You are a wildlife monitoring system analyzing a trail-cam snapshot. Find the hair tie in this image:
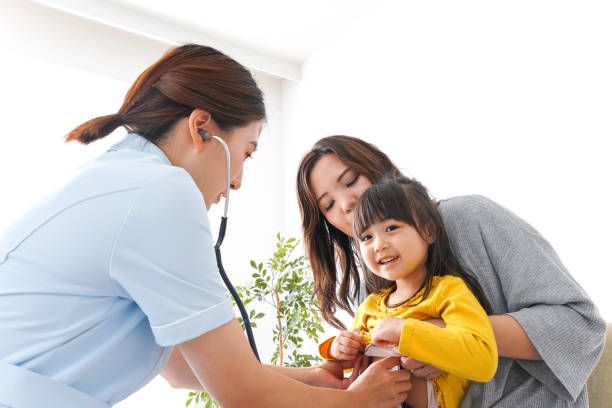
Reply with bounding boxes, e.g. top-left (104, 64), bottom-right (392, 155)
top-left (115, 113), bottom-right (124, 125)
